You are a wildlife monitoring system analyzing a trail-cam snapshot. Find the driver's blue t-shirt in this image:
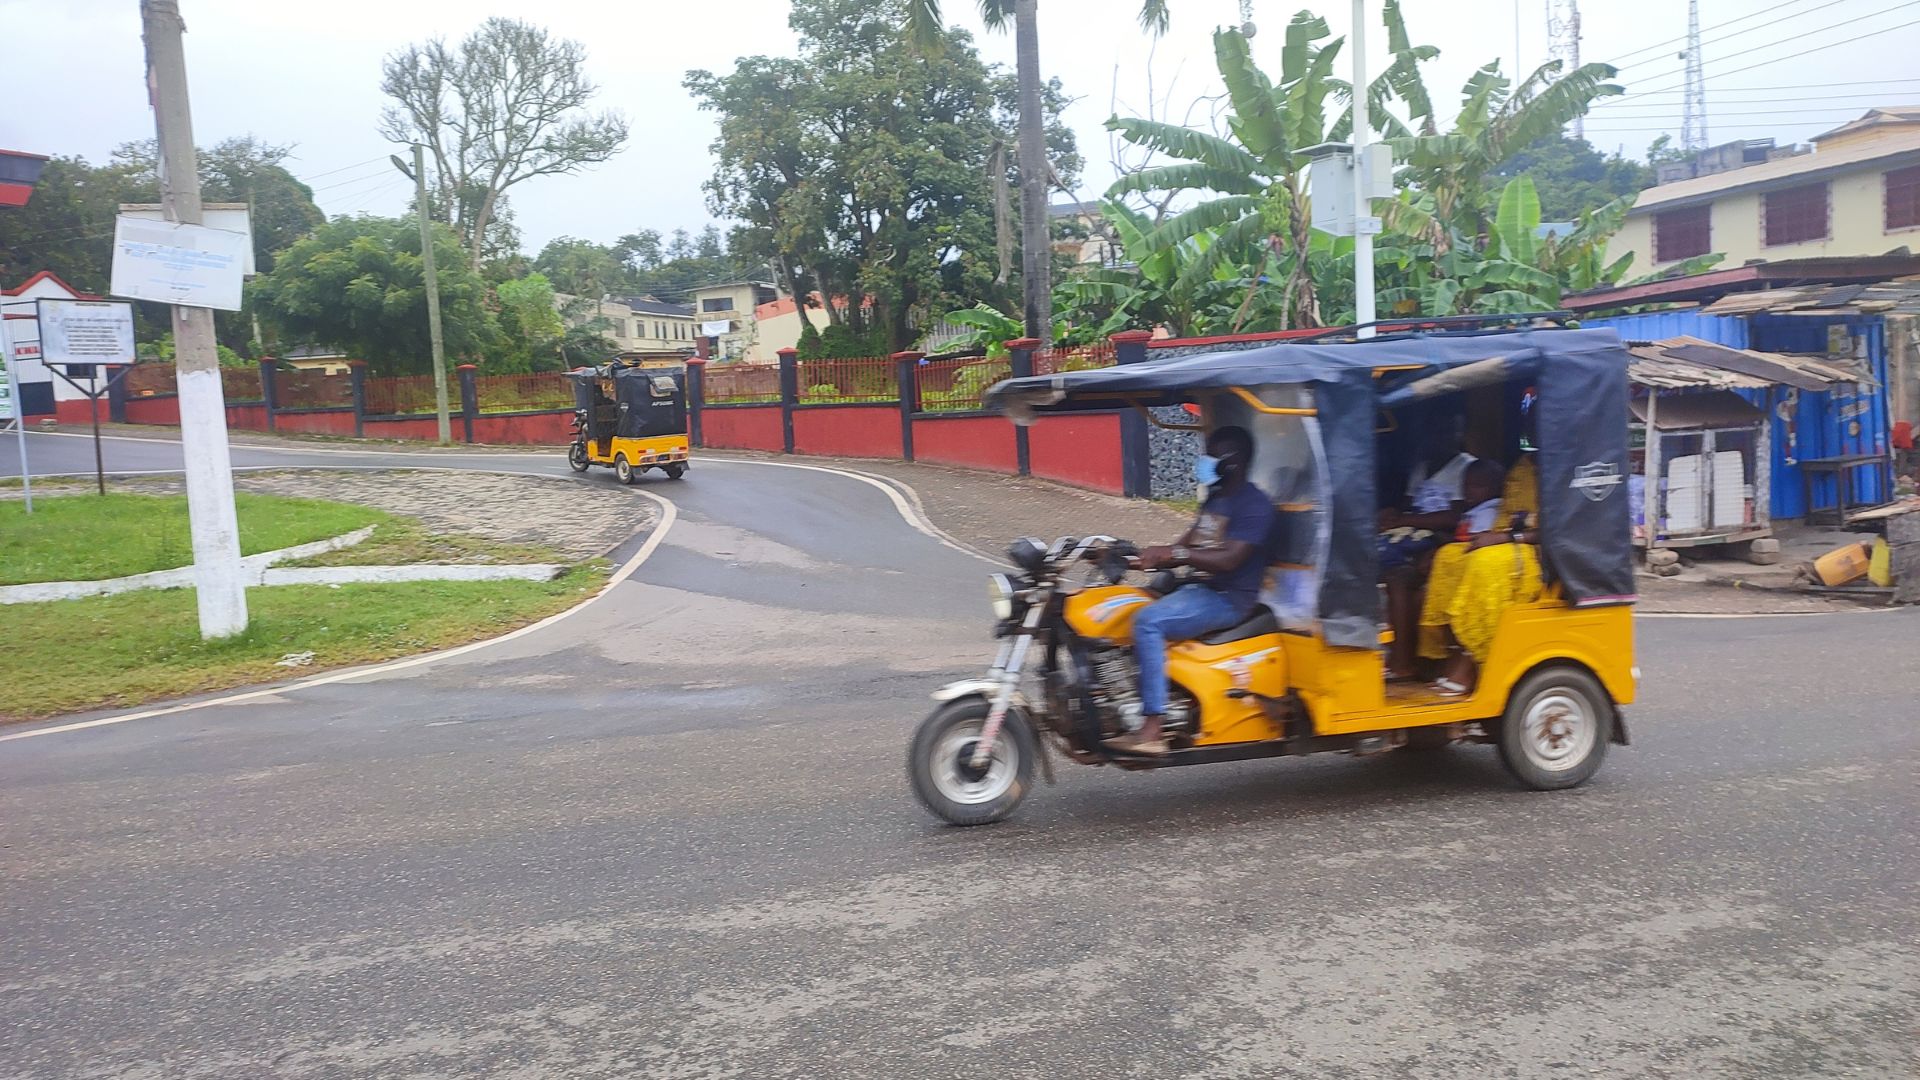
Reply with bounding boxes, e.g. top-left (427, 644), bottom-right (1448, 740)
top-left (1193, 481), bottom-right (1275, 615)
